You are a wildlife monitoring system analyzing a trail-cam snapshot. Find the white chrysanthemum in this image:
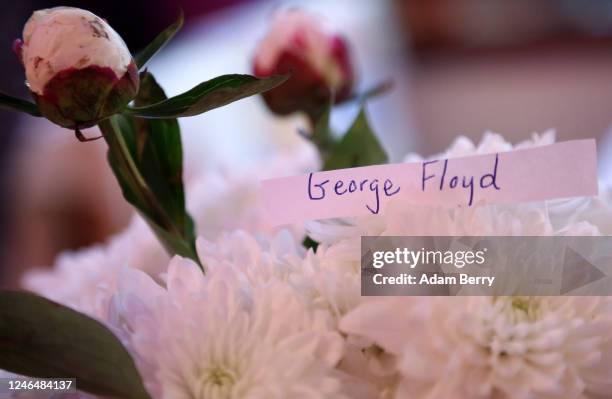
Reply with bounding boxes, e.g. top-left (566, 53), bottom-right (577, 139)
top-left (292, 240), bottom-right (402, 398)
top-left (195, 227), bottom-right (395, 398)
top-left (302, 201), bottom-right (570, 398)
top-left (196, 229), bottom-right (305, 286)
top-left (111, 256), bottom-right (350, 399)
top-left (196, 225), bottom-right (370, 393)
top-left (549, 183), bottom-right (612, 236)
top-left (295, 240), bottom-right (362, 322)
top-left (16, 130), bottom-right (612, 399)
top-left (303, 185), bottom-right (562, 325)
top-left (195, 224), bottom-right (362, 323)
top-left (21, 7), bottom-right (132, 94)
top-left (341, 296), bottom-right (612, 399)
top-left (195, 227), bottom-right (392, 396)
top-left (309, 132), bottom-right (612, 398)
